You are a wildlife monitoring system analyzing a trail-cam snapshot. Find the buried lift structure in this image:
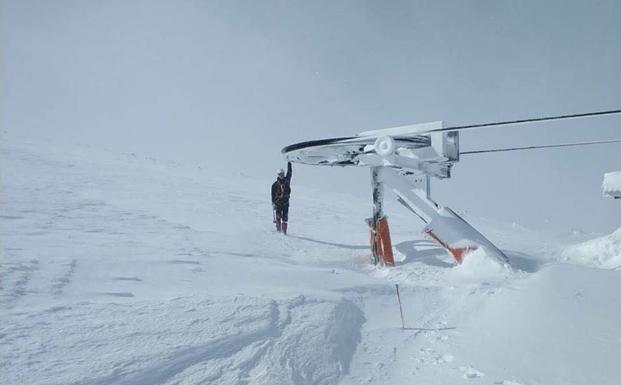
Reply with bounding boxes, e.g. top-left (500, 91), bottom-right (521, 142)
top-left (282, 110), bottom-right (621, 266)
